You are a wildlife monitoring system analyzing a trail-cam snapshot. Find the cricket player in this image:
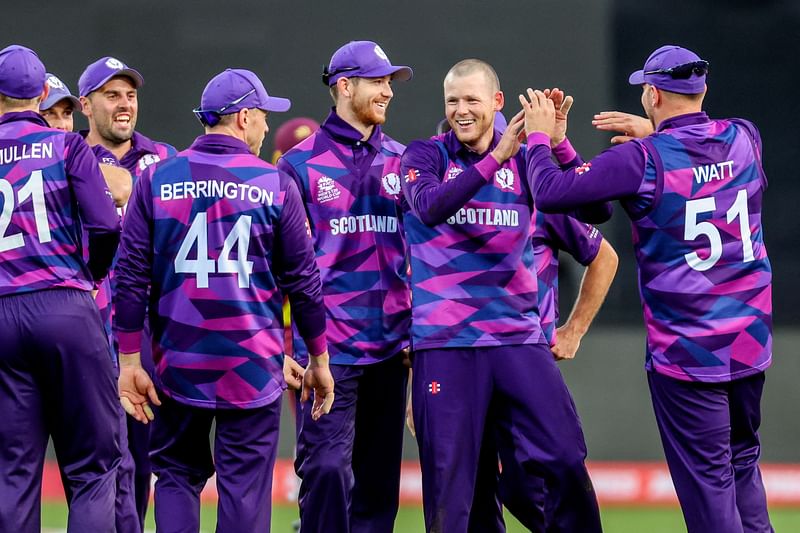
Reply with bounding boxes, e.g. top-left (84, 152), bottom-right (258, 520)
top-left (113, 67), bottom-right (334, 532)
top-left (39, 72), bottom-right (140, 533)
top-left (277, 40), bottom-right (413, 533)
top-left (0, 44), bottom-right (121, 533)
top-left (523, 44), bottom-right (773, 532)
top-left (78, 55), bottom-right (177, 526)
top-left (400, 58), bottom-right (603, 532)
